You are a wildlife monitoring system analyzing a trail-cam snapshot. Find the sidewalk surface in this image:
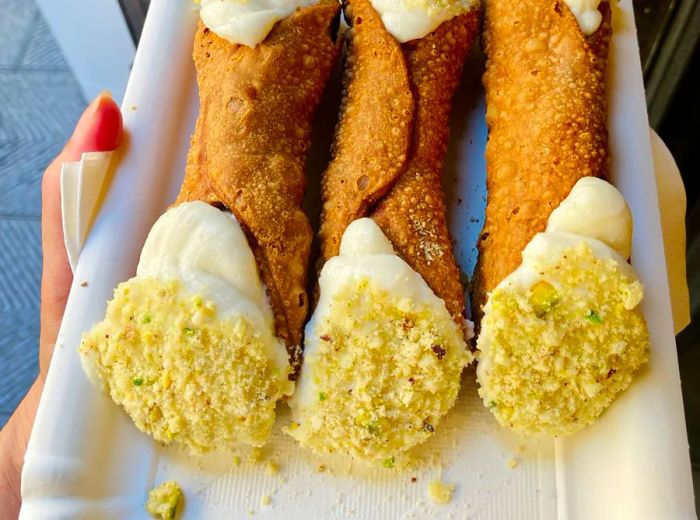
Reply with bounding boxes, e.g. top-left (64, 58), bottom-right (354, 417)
top-left (0, 0), bottom-right (85, 426)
